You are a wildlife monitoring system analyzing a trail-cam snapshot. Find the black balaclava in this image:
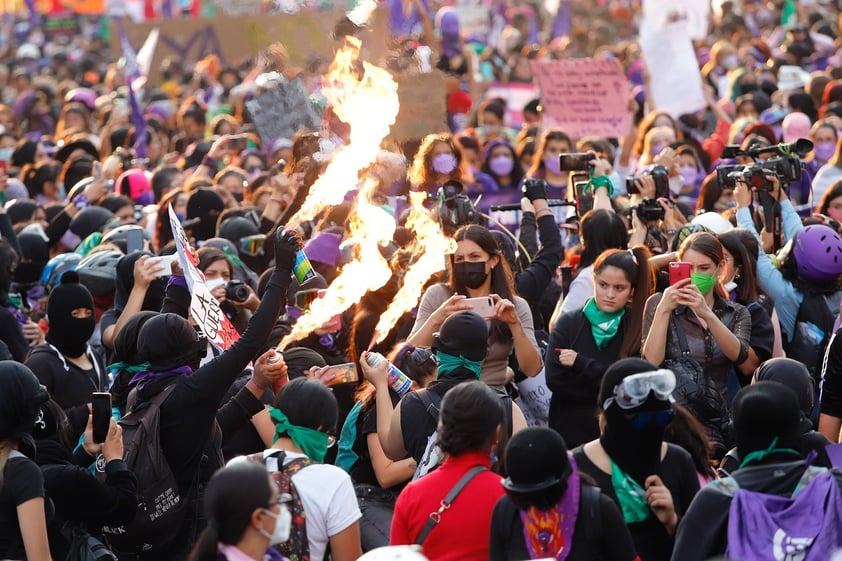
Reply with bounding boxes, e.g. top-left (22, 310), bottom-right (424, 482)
top-left (14, 232), bottom-right (49, 285)
top-left (114, 252), bottom-right (166, 314)
top-left (599, 358), bottom-right (670, 485)
top-left (753, 358), bottom-right (814, 420)
top-left (136, 313), bottom-right (203, 372)
top-left (0, 361), bottom-right (49, 446)
top-left (46, 271), bottom-right (95, 358)
top-left (186, 189), bottom-right (225, 243)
